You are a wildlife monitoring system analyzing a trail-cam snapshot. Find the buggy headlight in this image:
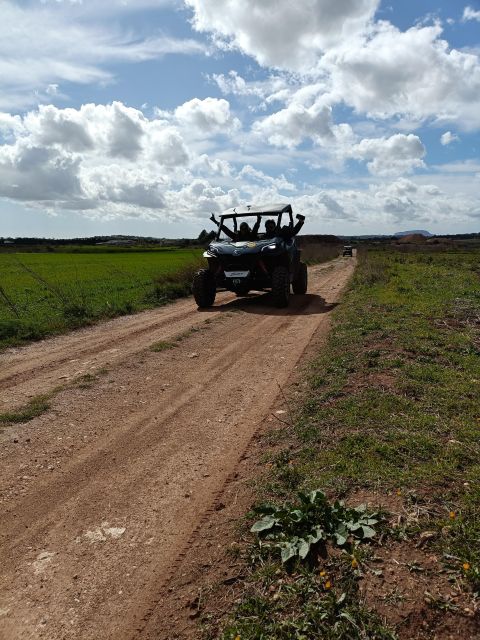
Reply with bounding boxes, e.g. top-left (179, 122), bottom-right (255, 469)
top-left (204, 245), bottom-right (218, 257)
top-left (261, 243), bottom-right (277, 252)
